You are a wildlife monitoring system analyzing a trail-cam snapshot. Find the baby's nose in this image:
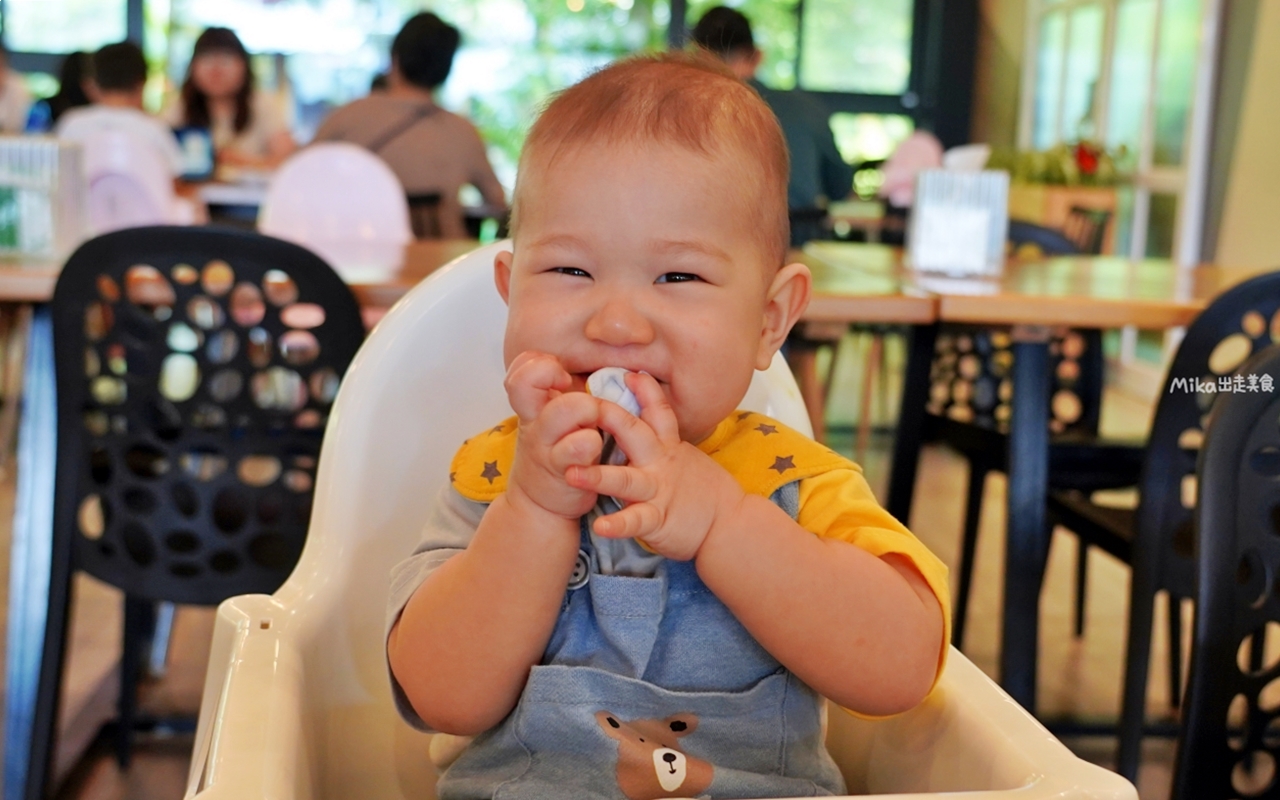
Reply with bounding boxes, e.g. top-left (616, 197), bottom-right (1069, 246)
top-left (584, 298), bottom-right (654, 346)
